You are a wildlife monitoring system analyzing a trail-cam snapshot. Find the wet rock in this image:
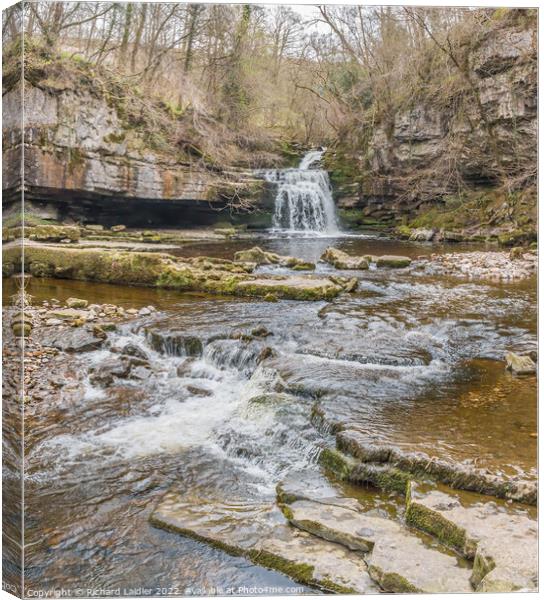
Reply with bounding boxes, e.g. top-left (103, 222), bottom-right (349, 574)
top-left (44, 318), bottom-right (63, 326)
top-left (375, 255), bottom-right (412, 268)
top-left (278, 480), bottom-right (472, 593)
top-left (344, 277), bottom-right (359, 293)
top-left (6, 245), bottom-right (335, 302)
top-left (234, 246), bottom-right (315, 270)
top-left (45, 308), bottom-right (89, 321)
top-left (236, 276), bottom-right (343, 301)
top-left (89, 357), bottom-right (130, 386)
top-left (38, 325), bottom-right (105, 353)
top-left (350, 462), bottom-right (412, 495)
top-left (505, 351), bottom-right (536, 375)
top-left (320, 247), bottom-right (369, 270)
top-left (234, 246), bottom-right (277, 264)
top-left (264, 293), bottom-right (278, 302)
top-left (406, 482), bottom-right (537, 591)
top-left (291, 261), bottom-right (316, 271)
top-left (186, 385), bottom-right (213, 397)
top-left (277, 469), bottom-right (356, 507)
top-left (336, 429), bottom-right (537, 504)
top-left (119, 343), bottom-right (149, 361)
top-left (256, 347), bottom-right (275, 364)
top-left (409, 228), bottom-right (435, 242)
top-left (147, 330), bottom-right (203, 357)
top-left (176, 358), bottom-right (196, 377)
top-left (151, 489), bottom-right (378, 593)
top-left (110, 225), bottom-right (126, 232)
top-left (138, 307), bottom-right (151, 316)
top-left (65, 297), bottom-right (88, 309)
top-left (250, 326), bottom-right (272, 338)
